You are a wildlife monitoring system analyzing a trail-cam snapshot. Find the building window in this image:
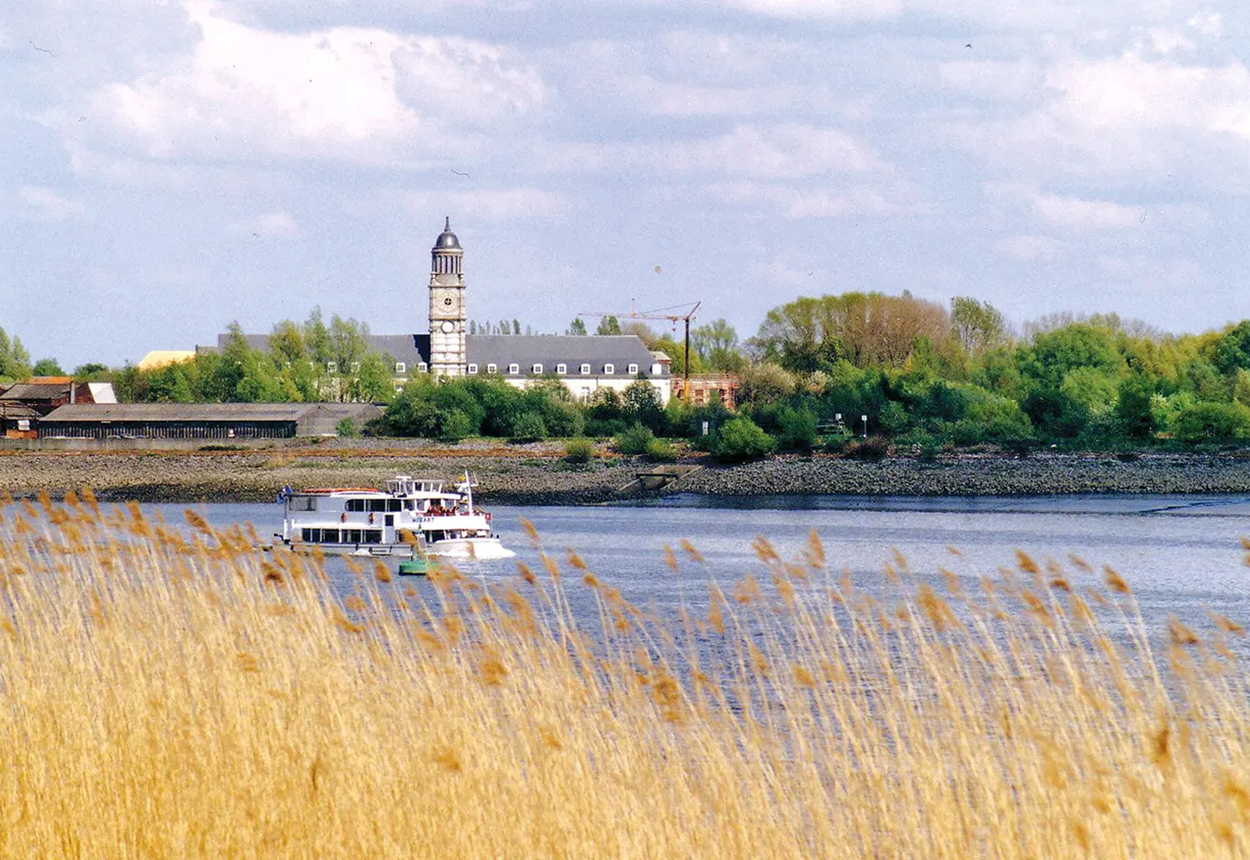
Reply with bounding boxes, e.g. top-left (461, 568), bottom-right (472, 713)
top-left (627, 363), bottom-right (639, 375)
top-left (394, 362), bottom-right (406, 374)
top-left (580, 363), bottom-right (591, 375)
top-left (417, 362), bottom-right (428, 373)
top-left (467, 363), bottom-right (478, 374)
top-left (487, 363), bottom-right (498, 374)
top-left (532, 363), bottom-right (543, 375)
top-left (508, 363), bottom-right (520, 375)
top-left (604, 363), bottom-right (615, 375)
top-left (556, 363), bottom-right (567, 375)
top-left (326, 361), bottom-right (338, 373)
top-left (651, 363), bottom-right (662, 376)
